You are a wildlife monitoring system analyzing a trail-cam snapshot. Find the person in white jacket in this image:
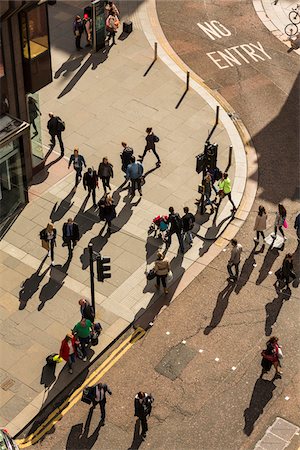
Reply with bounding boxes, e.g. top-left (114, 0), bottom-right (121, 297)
top-left (254, 205), bottom-right (267, 243)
